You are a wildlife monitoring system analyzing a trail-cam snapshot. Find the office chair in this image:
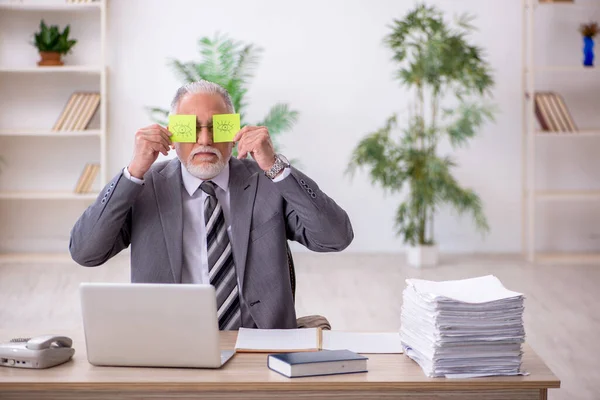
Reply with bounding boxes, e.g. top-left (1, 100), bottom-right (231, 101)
top-left (286, 242), bottom-right (332, 330)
